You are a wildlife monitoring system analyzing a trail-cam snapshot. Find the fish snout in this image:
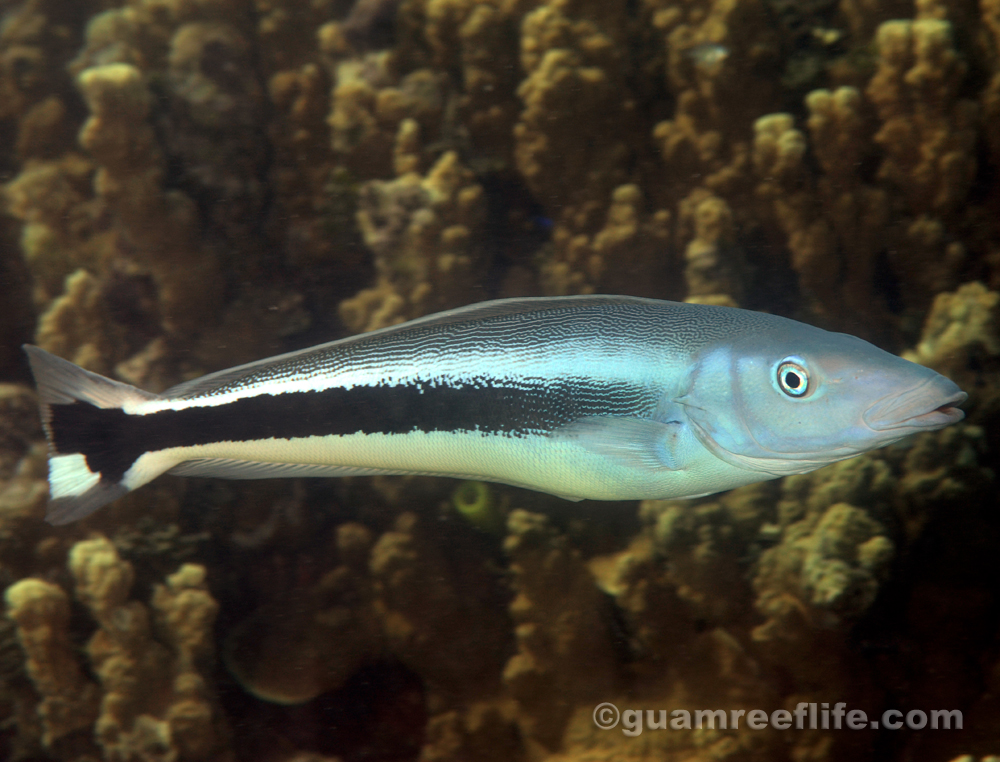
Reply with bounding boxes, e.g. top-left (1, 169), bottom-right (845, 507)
top-left (862, 374), bottom-right (967, 432)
